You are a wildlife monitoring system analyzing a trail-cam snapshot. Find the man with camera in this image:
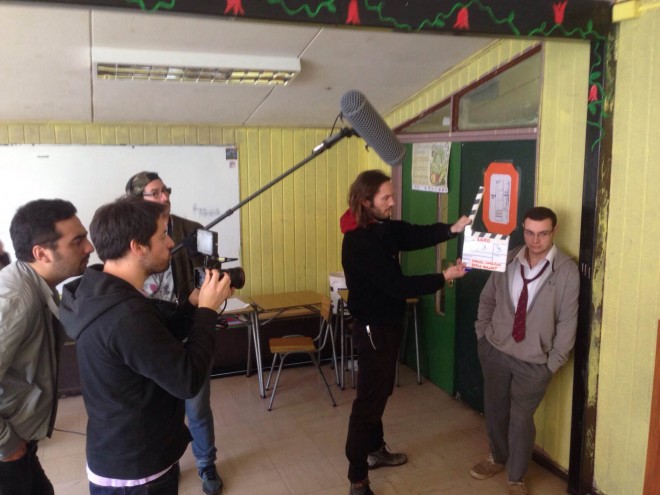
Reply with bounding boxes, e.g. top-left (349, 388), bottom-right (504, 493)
top-left (60, 198), bottom-right (232, 494)
top-left (124, 171), bottom-right (223, 494)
